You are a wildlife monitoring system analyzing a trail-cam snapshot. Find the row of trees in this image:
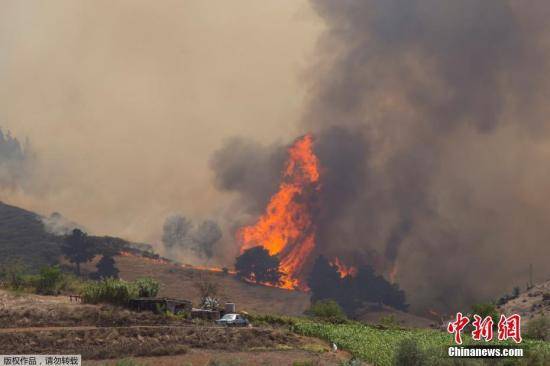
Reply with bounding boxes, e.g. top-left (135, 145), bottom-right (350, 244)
top-left (233, 246), bottom-right (408, 317)
top-left (162, 215), bottom-right (222, 260)
top-left (62, 229), bottom-right (119, 278)
top-left (308, 255), bottom-right (408, 316)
